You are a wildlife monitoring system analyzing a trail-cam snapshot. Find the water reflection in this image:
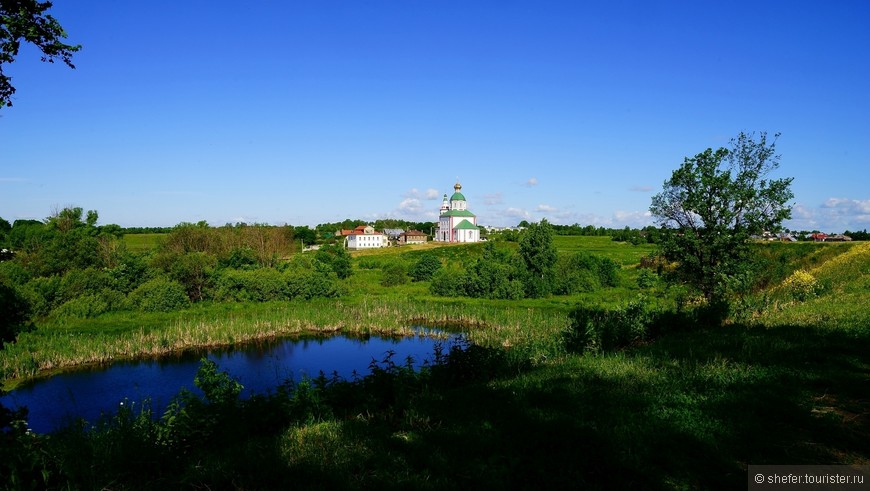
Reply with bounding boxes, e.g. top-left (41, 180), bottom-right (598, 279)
top-left (2, 332), bottom-right (461, 434)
